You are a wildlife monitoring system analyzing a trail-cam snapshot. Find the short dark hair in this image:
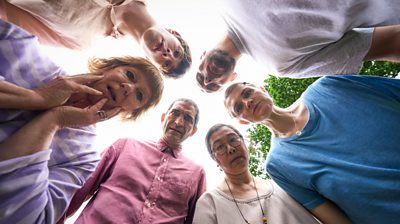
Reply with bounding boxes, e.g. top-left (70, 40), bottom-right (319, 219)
top-left (164, 30), bottom-right (192, 78)
top-left (205, 123), bottom-right (243, 158)
top-left (166, 98), bottom-right (199, 127)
